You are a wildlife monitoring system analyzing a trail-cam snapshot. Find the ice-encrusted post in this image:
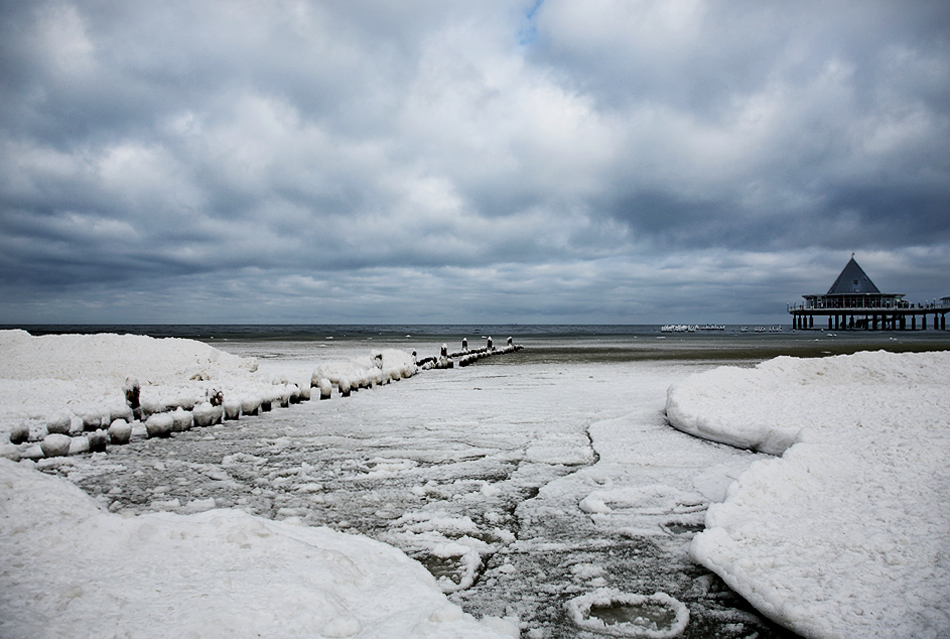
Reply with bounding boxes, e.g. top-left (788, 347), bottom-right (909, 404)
top-left (9, 424), bottom-right (30, 445)
top-left (124, 378), bottom-right (142, 421)
top-left (46, 414), bottom-right (71, 436)
top-left (145, 413), bottom-right (173, 438)
top-left (87, 430), bottom-right (108, 453)
top-left (108, 419), bottom-right (131, 445)
top-left (223, 399), bottom-right (242, 421)
top-left (242, 396), bottom-right (262, 415)
top-left (40, 434), bottom-right (71, 457)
